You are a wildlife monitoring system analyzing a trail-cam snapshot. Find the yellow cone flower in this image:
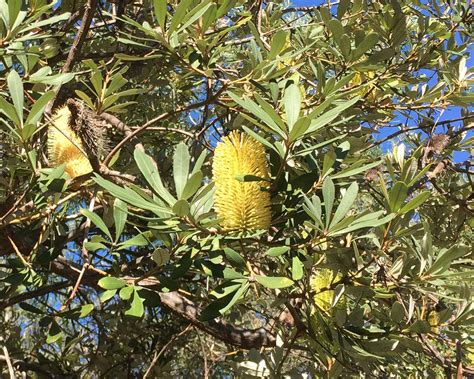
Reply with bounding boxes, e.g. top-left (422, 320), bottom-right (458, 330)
top-left (212, 131), bottom-right (271, 231)
top-left (48, 105), bottom-right (92, 179)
